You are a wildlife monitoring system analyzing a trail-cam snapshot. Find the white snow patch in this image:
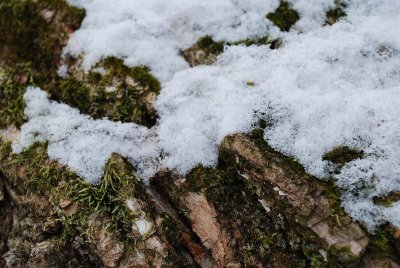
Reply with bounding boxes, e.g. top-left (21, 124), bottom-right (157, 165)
top-left (13, 0), bottom-right (400, 230)
top-left (63, 0), bottom-right (277, 82)
top-left (12, 87), bottom-right (159, 184)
